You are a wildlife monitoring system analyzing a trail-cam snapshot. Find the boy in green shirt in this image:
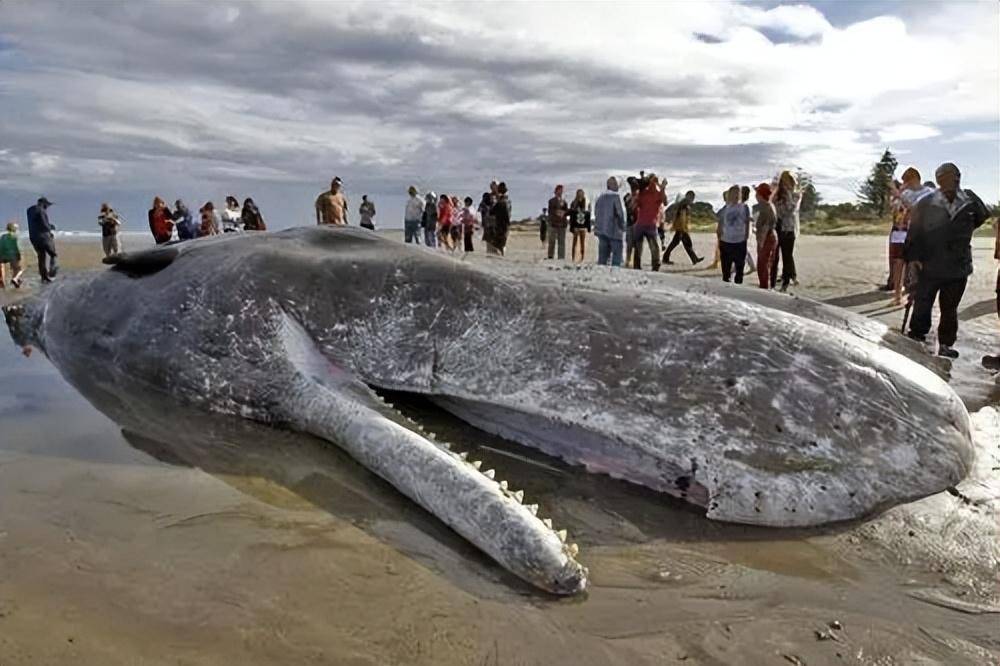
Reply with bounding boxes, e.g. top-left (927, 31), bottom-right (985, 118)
top-left (0, 222), bottom-right (24, 289)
